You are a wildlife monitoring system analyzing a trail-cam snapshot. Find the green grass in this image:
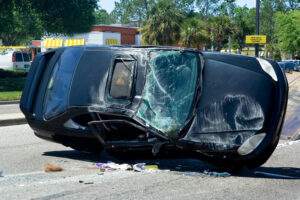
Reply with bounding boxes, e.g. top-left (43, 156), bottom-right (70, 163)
top-left (0, 77), bottom-right (26, 100)
top-left (0, 91), bottom-right (22, 101)
top-left (0, 77), bottom-right (26, 91)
